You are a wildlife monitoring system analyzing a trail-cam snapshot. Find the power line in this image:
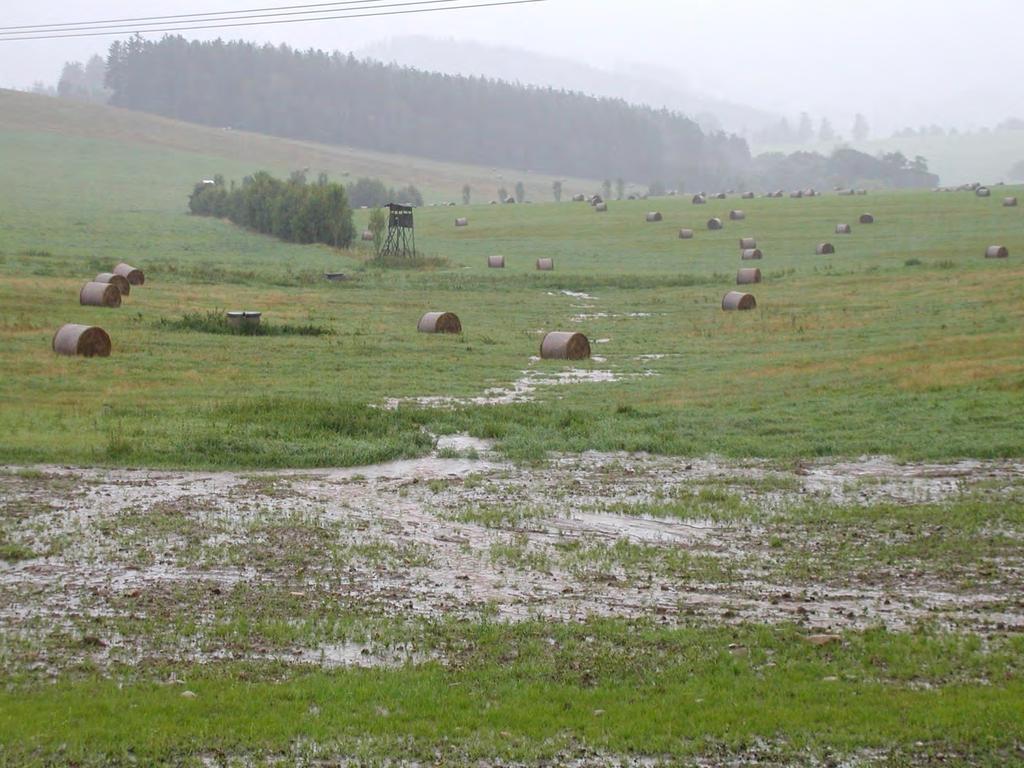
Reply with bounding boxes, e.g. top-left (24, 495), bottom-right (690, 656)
top-left (0, 0), bottom-right (547, 42)
top-left (1, 1), bottom-right (463, 37)
top-left (0, 0), bottom-right (406, 32)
